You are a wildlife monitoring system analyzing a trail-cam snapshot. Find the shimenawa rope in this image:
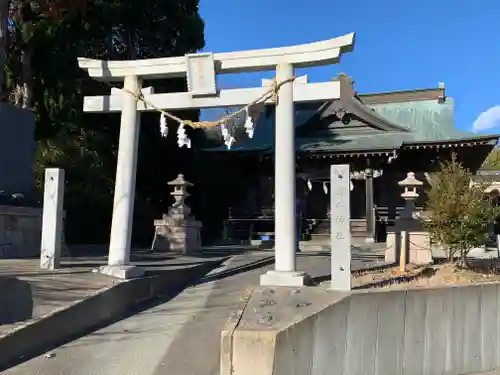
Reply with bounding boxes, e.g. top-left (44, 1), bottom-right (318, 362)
top-left (121, 76), bottom-right (296, 129)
